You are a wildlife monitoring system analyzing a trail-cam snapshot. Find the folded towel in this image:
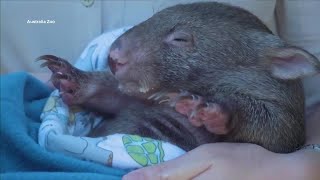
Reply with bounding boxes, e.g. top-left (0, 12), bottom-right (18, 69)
top-left (1, 72), bottom-right (127, 179)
